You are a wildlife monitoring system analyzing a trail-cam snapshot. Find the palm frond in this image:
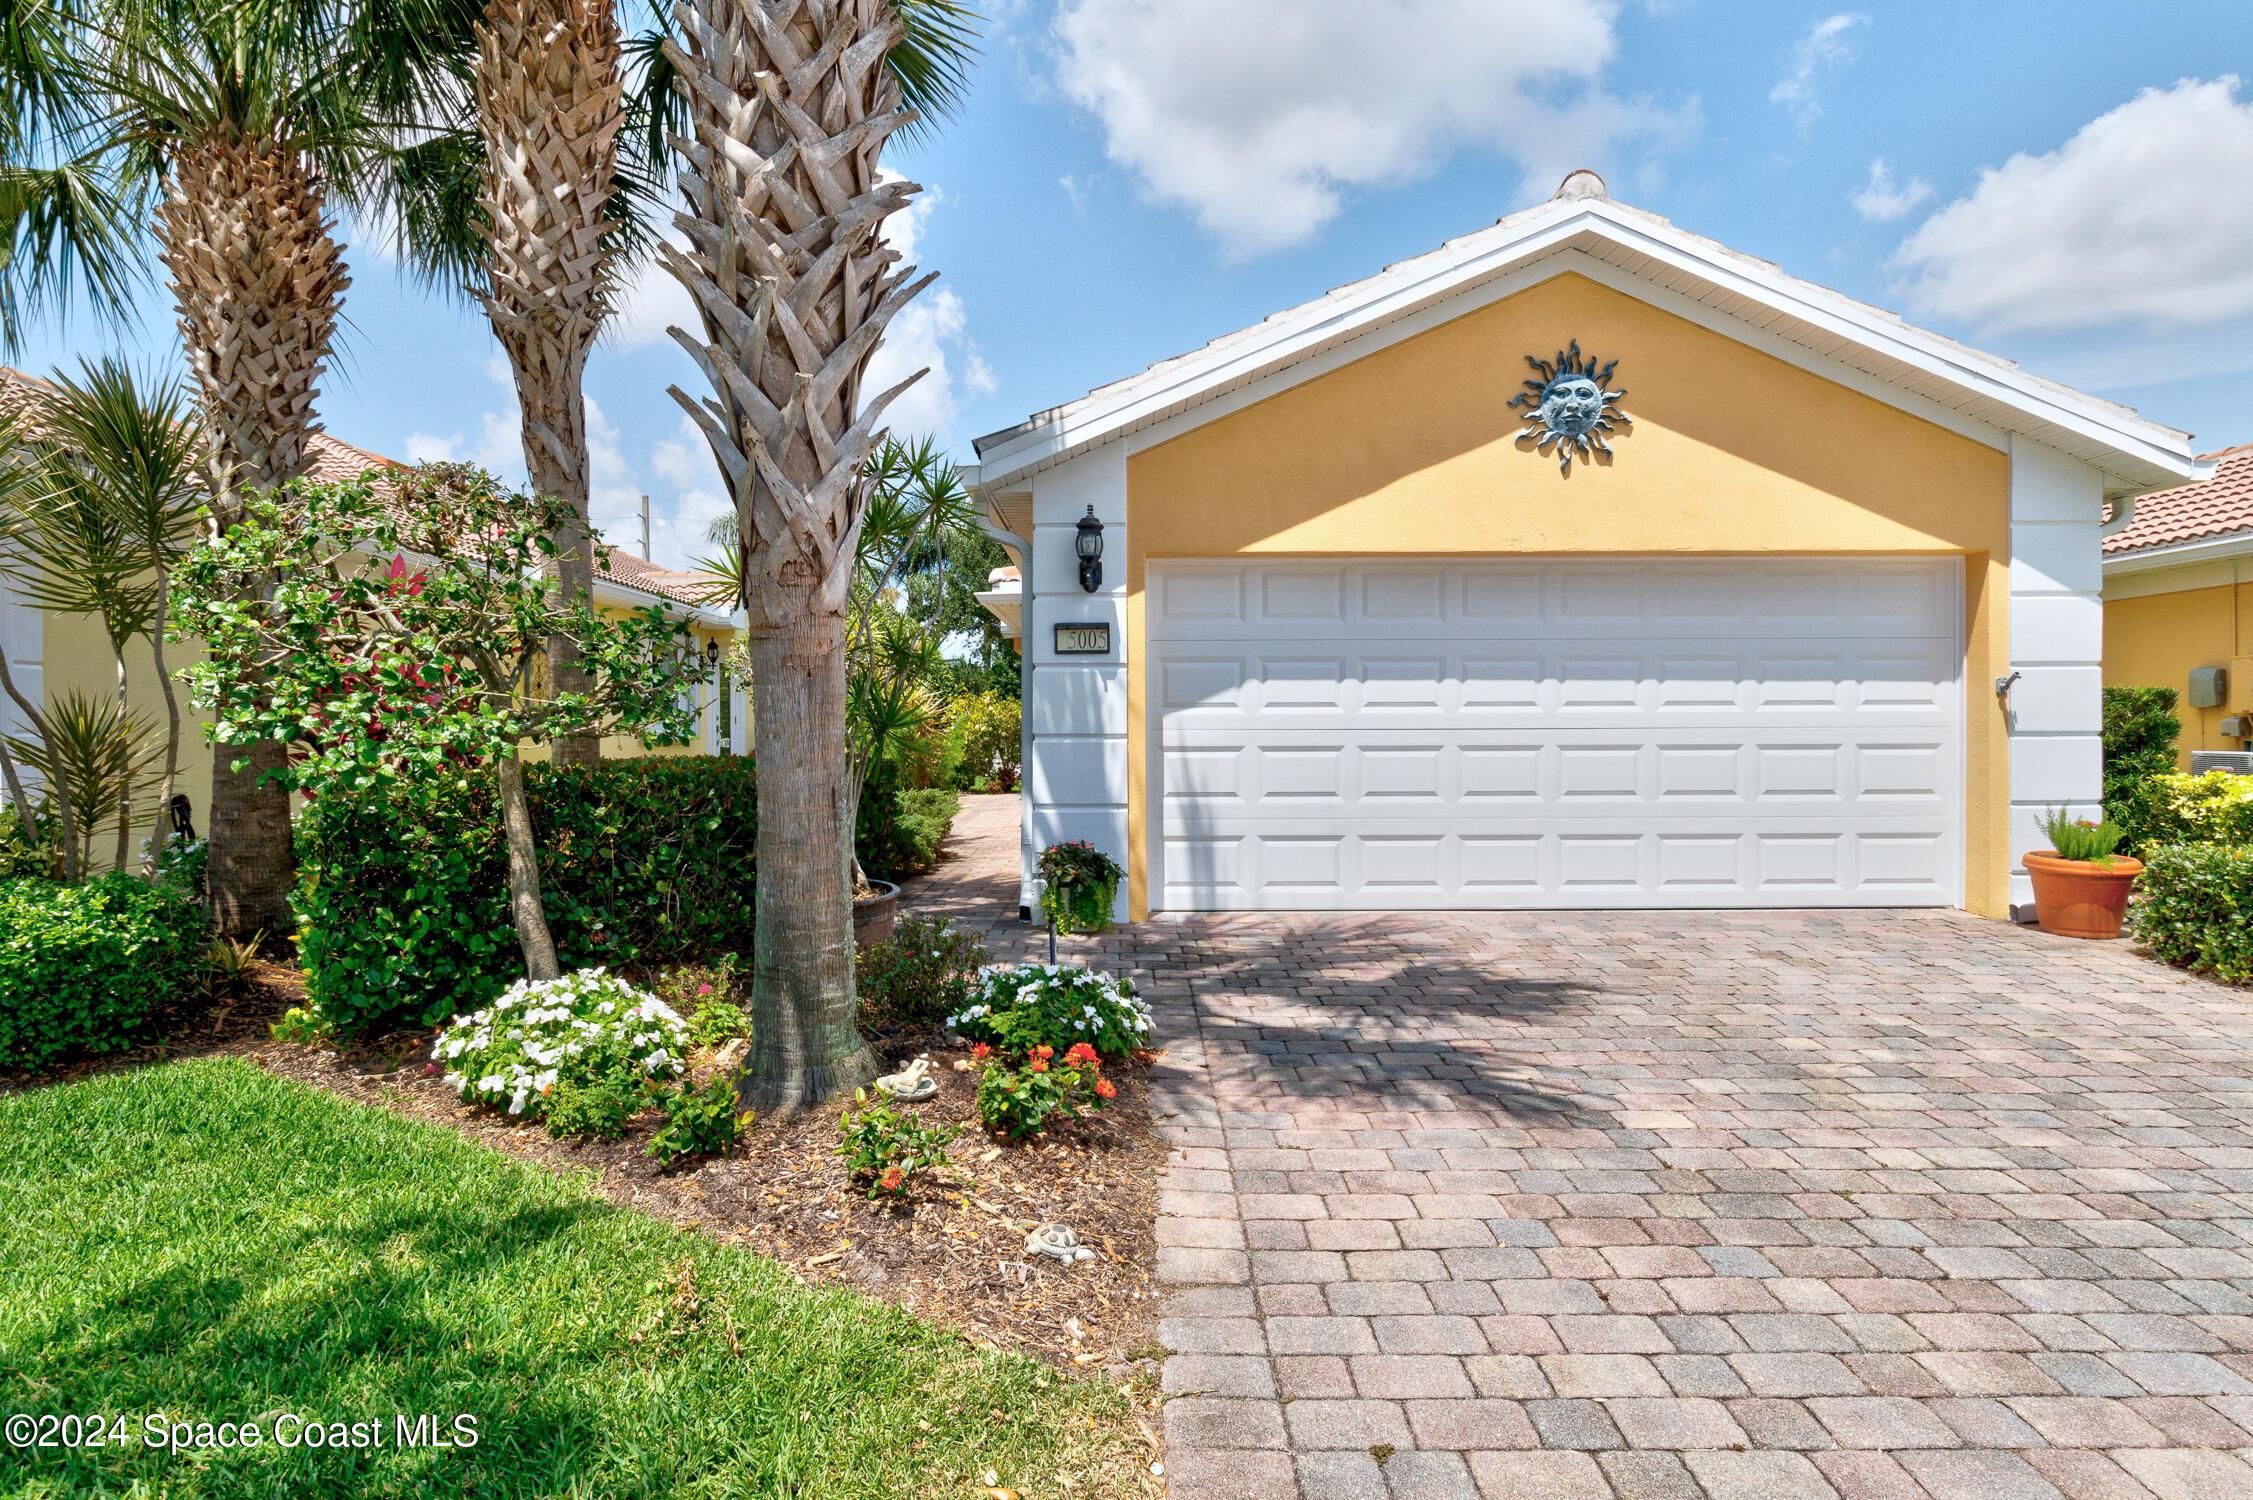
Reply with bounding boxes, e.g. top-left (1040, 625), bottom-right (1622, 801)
top-left (888, 0), bottom-right (980, 140)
